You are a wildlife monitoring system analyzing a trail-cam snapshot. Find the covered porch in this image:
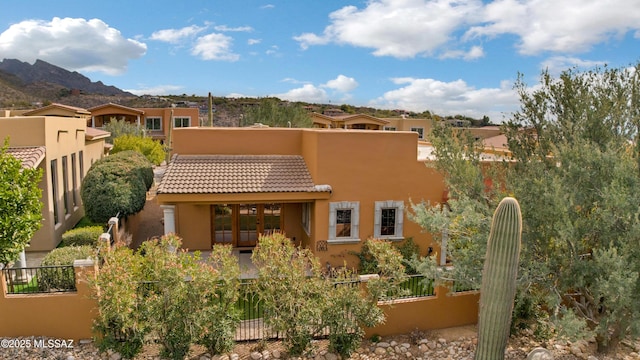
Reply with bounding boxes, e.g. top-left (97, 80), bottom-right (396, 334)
top-left (156, 154), bottom-right (331, 252)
